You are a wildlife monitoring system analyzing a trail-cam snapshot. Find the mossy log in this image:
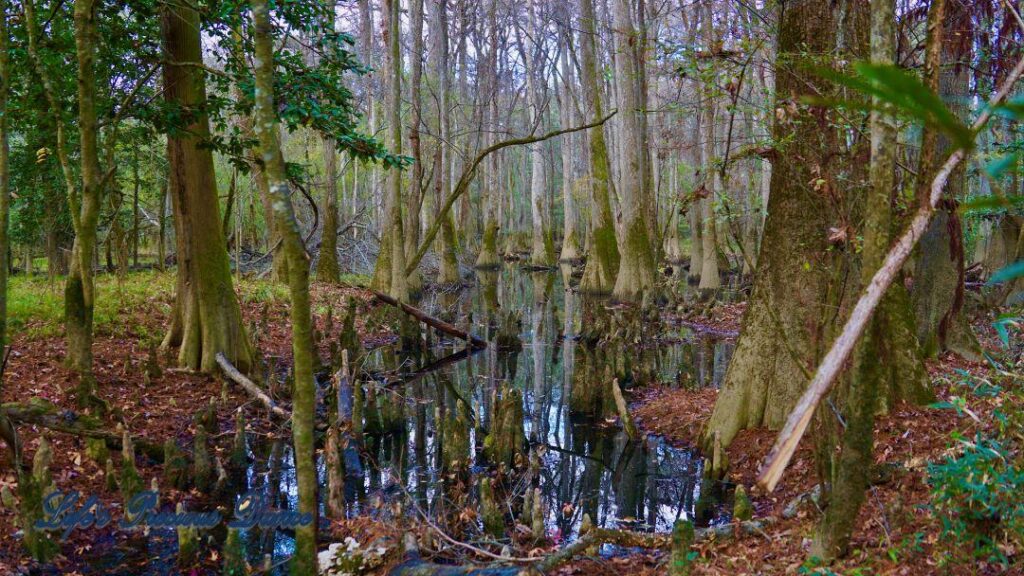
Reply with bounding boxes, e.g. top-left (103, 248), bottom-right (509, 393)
top-left (2, 401), bottom-right (165, 462)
